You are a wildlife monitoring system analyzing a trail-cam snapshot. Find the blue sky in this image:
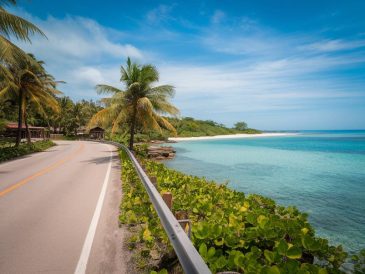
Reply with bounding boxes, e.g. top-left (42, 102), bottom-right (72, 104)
top-left (11, 0), bottom-right (365, 130)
